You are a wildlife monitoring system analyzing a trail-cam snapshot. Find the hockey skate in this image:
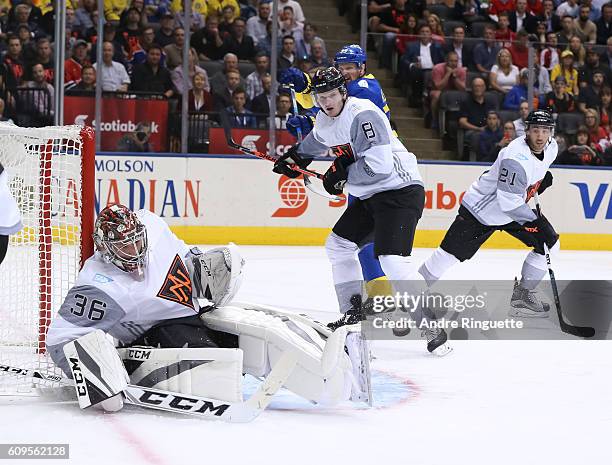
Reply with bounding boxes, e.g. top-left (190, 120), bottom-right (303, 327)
top-left (422, 326), bottom-right (453, 356)
top-left (345, 330), bottom-right (372, 405)
top-left (327, 294), bottom-right (365, 331)
top-left (509, 278), bottom-right (550, 318)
